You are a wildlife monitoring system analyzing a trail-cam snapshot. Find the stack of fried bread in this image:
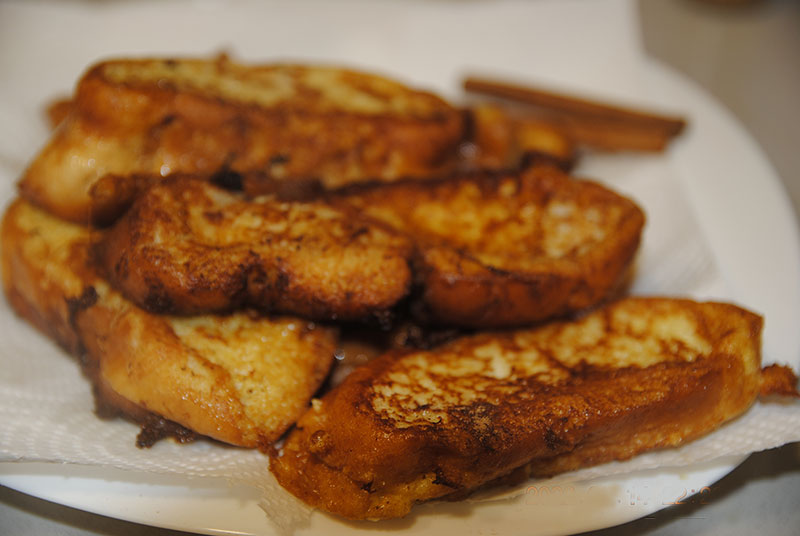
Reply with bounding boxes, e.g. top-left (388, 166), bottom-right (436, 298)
top-left (21, 56), bottom-right (465, 224)
top-left (1, 198), bottom-right (339, 448)
top-left (1, 55), bottom-right (797, 521)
